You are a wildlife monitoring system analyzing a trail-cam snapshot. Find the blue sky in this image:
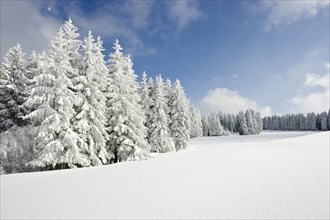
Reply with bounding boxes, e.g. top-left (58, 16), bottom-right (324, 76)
top-left (1, 0), bottom-right (329, 116)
